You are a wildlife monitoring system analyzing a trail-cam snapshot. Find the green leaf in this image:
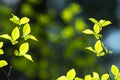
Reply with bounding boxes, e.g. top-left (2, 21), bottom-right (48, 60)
top-left (93, 72), bottom-right (99, 79)
top-left (89, 18), bottom-right (99, 24)
top-left (85, 47), bottom-right (96, 53)
top-left (20, 17), bottom-right (30, 25)
top-left (10, 14), bottom-right (20, 24)
top-left (0, 42), bottom-right (3, 48)
top-left (93, 24), bottom-right (101, 34)
top-left (75, 77), bottom-right (83, 80)
top-left (57, 76), bottom-right (68, 80)
top-left (82, 29), bottom-right (94, 34)
top-left (14, 50), bottom-right (20, 56)
top-left (66, 69), bottom-right (76, 80)
top-left (0, 60), bottom-right (8, 68)
top-left (84, 75), bottom-right (91, 80)
top-left (23, 54), bottom-right (34, 62)
top-left (24, 34), bottom-right (38, 41)
top-left (99, 20), bottom-right (111, 27)
top-left (23, 23), bottom-right (31, 37)
top-left (94, 40), bottom-right (103, 53)
top-left (0, 34), bottom-right (11, 40)
top-left (111, 65), bottom-right (119, 76)
top-left (19, 42), bottom-right (29, 55)
top-left (101, 74), bottom-right (109, 80)
top-left (97, 52), bottom-right (105, 57)
top-left (0, 49), bottom-right (4, 55)
top-left (11, 27), bottom-right (20, 41)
